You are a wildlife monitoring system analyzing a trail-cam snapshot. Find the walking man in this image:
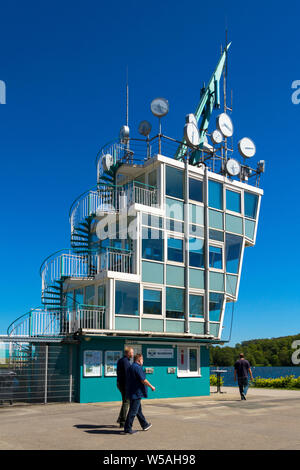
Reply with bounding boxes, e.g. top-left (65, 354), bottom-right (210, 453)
top-left (116, 346), bottom-right (134, 428)
top-left (123, 353), bottom-right (155, 435)
top-left (234, 353), bottom-right (254, 400)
